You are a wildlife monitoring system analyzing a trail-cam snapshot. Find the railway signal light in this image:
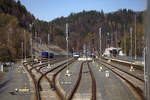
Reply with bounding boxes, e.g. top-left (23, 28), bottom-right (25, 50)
top-left (66, 23), bottom-right (69, 40)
